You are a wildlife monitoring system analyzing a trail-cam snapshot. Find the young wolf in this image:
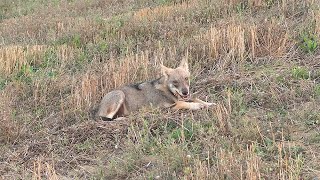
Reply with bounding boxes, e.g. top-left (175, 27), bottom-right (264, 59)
top-left (97, 58), bottom-right (214, 120)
